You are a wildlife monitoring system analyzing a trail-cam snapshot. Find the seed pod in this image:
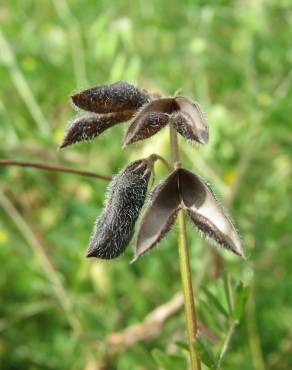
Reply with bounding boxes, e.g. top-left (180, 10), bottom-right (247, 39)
top-left (179, 169), bottom-right (244, 257)
top-left (71, 81), bottom-right (151, 114)
top-left (59, 110), bottom-right (135, 149)
top-left (124, 98), bottom-right (177, 145)
top-left (124, 96), bottom-right (209, 146)
top-left (134, 167), bottom-right (244, 261)
top-left (134, 169), bottom-right (181, 260)
top-left (87, 159), bottom-right (153, 259)
top-left (171, 97), bottom-right (209, 145)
